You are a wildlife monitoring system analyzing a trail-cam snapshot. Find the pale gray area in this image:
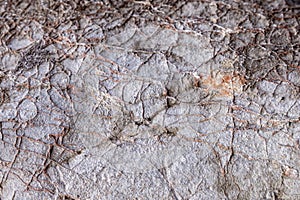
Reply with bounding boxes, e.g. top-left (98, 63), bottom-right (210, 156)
top-left (0, 0), bottom-right (299, 199)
